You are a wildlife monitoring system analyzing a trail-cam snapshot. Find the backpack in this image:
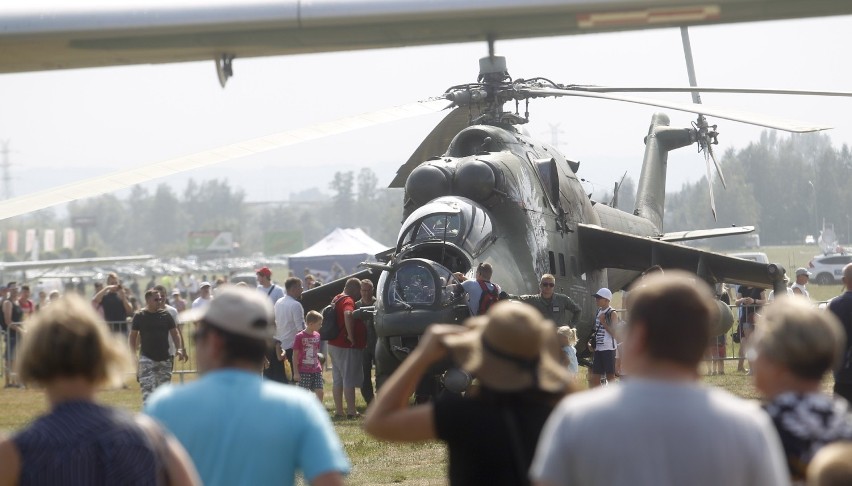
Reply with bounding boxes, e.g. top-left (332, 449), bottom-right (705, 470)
top-left (477, 280), bottom-right (500, 315)
top-left (319, 295), bottom-right (343, 340)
